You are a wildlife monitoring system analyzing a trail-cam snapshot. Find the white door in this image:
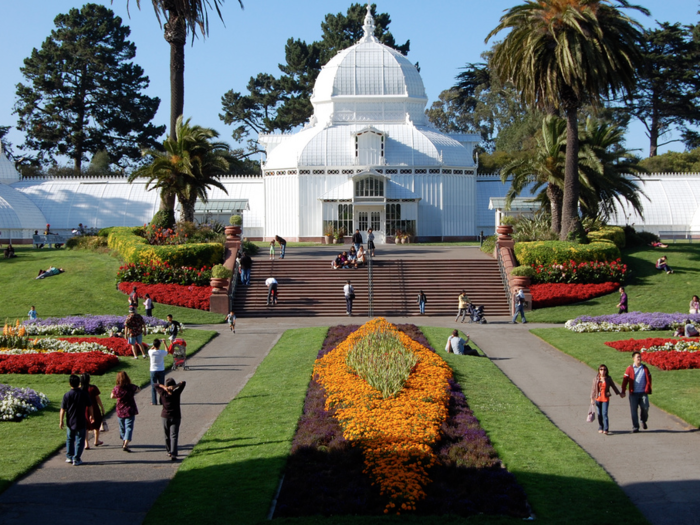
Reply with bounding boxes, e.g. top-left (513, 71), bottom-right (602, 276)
top-left (355, 206), bottom-right (384, 244)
